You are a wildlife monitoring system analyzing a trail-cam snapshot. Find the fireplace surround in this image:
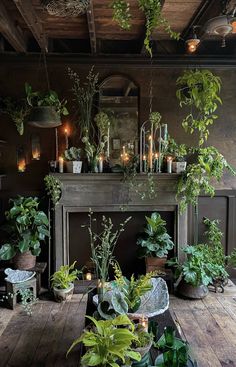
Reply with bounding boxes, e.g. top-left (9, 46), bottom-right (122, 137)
top-left (53, 173), bottom-right (188, 270)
